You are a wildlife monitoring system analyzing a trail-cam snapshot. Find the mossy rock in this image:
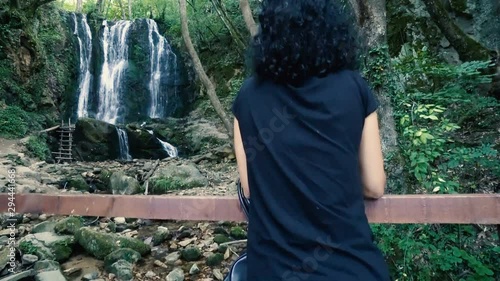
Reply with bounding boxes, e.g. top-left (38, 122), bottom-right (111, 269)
top-left (66, 176), bottom-right (88, 191)
top-left (180, 246), bottom-right (201, 261)
top-left (54, 216), bottom-right (83, 235)
top-left (152, 228), bottom-right (171, 246)
top-left (213, 234), bottom-right (231, 245)
top-left (95, 169), bottom-right (113, 192)
top-left (149, 163), bottom-right (207, 194)
top-left (109, 171), bottom-right (141, 195)
top-left (75, 227), bottom-right (151, 260)
top-left (206, 253), bottom-right (224, 267)
top-left (217, 245), bottom-right (228, 253)
top-left (108, 259), bottom-right (134, 281)
top-left (19, 233), bottom-right (75, 262)
top-left (230, 227), bottom-right (247, 239)
top-left (104, 248), bottom-right (141, 271)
